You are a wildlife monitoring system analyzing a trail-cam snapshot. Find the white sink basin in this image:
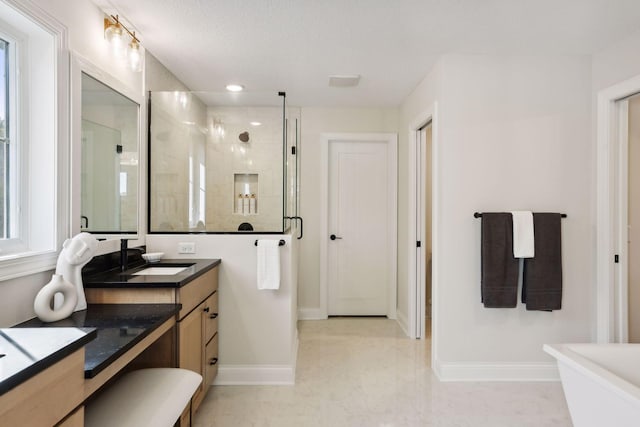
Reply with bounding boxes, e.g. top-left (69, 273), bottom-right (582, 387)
top-left (133, 267), bottom-right (188, 276)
